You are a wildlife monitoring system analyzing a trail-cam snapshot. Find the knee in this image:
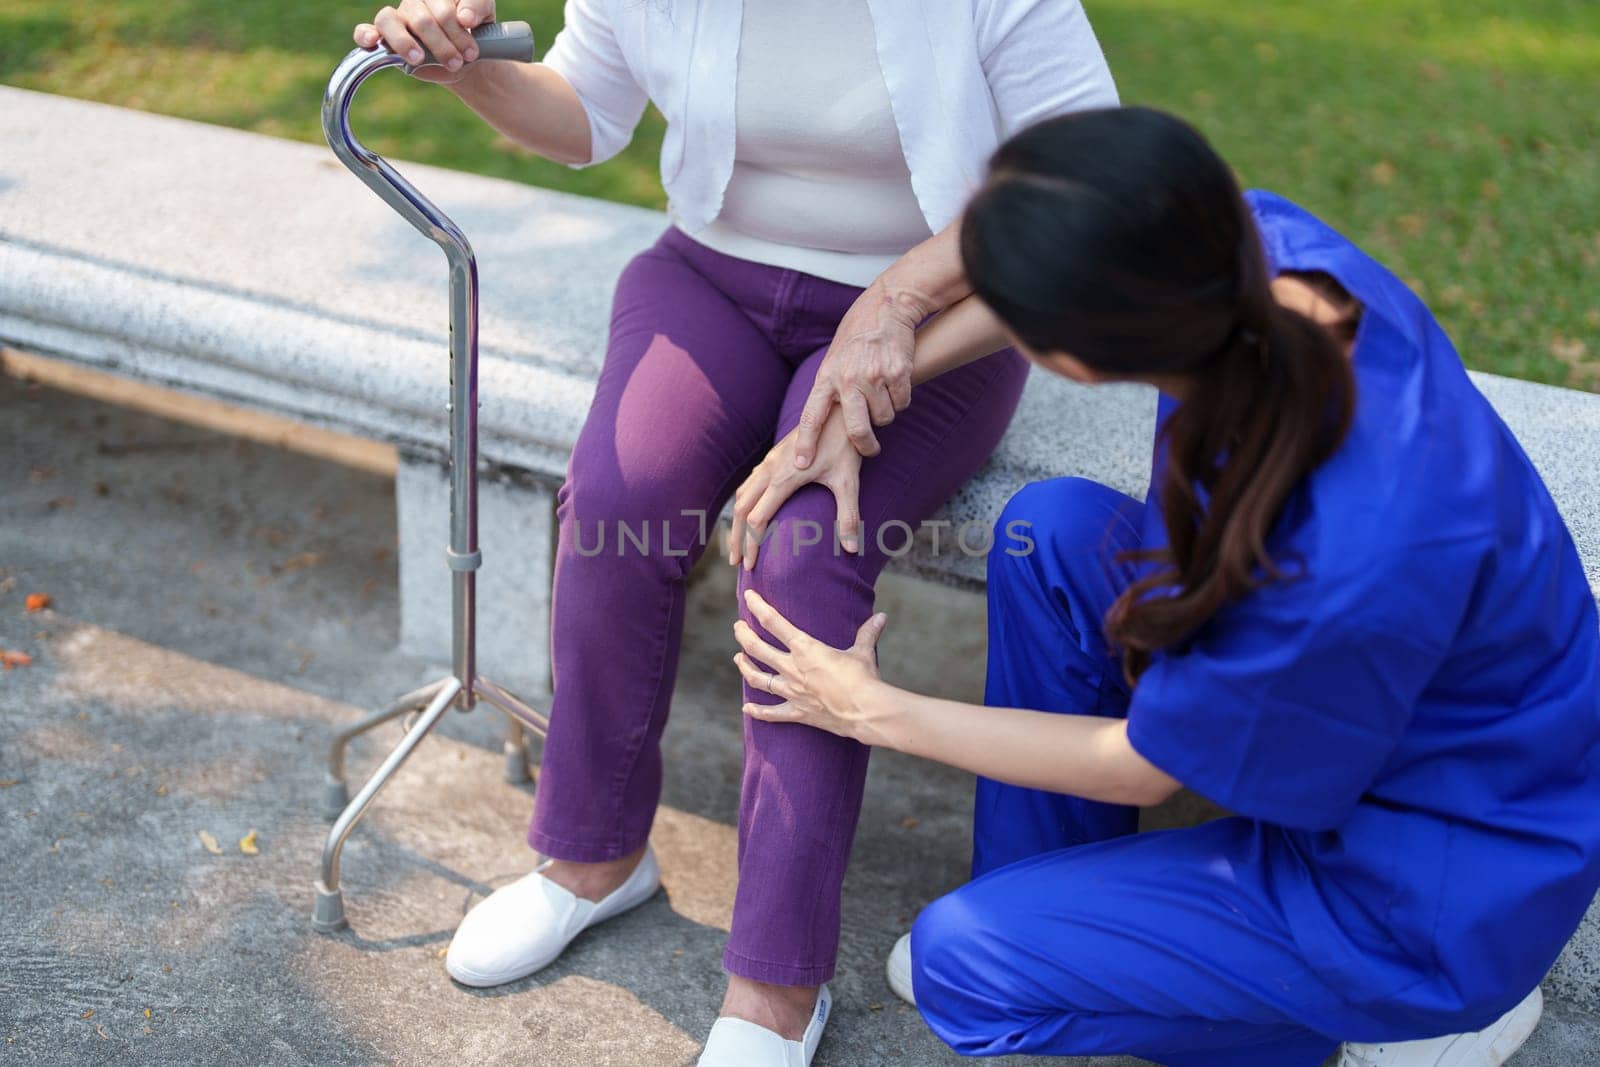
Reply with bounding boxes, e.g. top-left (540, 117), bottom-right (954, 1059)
top-left (913, 887), bottom-right (1107, 1058)
top-left (910, 891), bottom-right (973, 1008)
top-left (743, 490), bottom-right (864, 602)
top-left (737, 494), bottom-right (875, 660)
top-left (559, 465), bottom-right (710, 570)
top-left (988, 477), bottom-right (1133, 594)
top-left (561, 461), bottom-right (674, 528)
top-left (910, 892), bottom-right (1018, 1055)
